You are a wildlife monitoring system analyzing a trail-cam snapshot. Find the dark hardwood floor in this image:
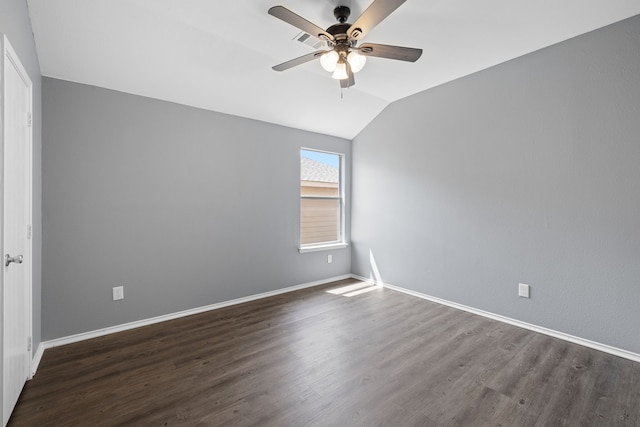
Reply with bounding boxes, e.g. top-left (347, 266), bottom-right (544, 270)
top-left (9, 279), bottom-right (640, 426)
